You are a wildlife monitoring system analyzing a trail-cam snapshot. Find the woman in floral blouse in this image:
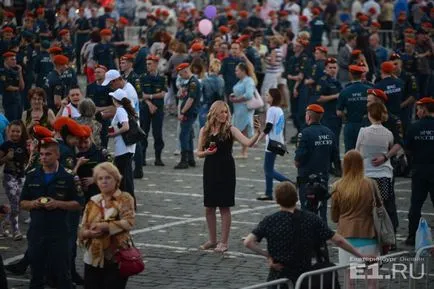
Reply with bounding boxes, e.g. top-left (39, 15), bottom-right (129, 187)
top-left (79, 162), bottom-right (135, 289)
